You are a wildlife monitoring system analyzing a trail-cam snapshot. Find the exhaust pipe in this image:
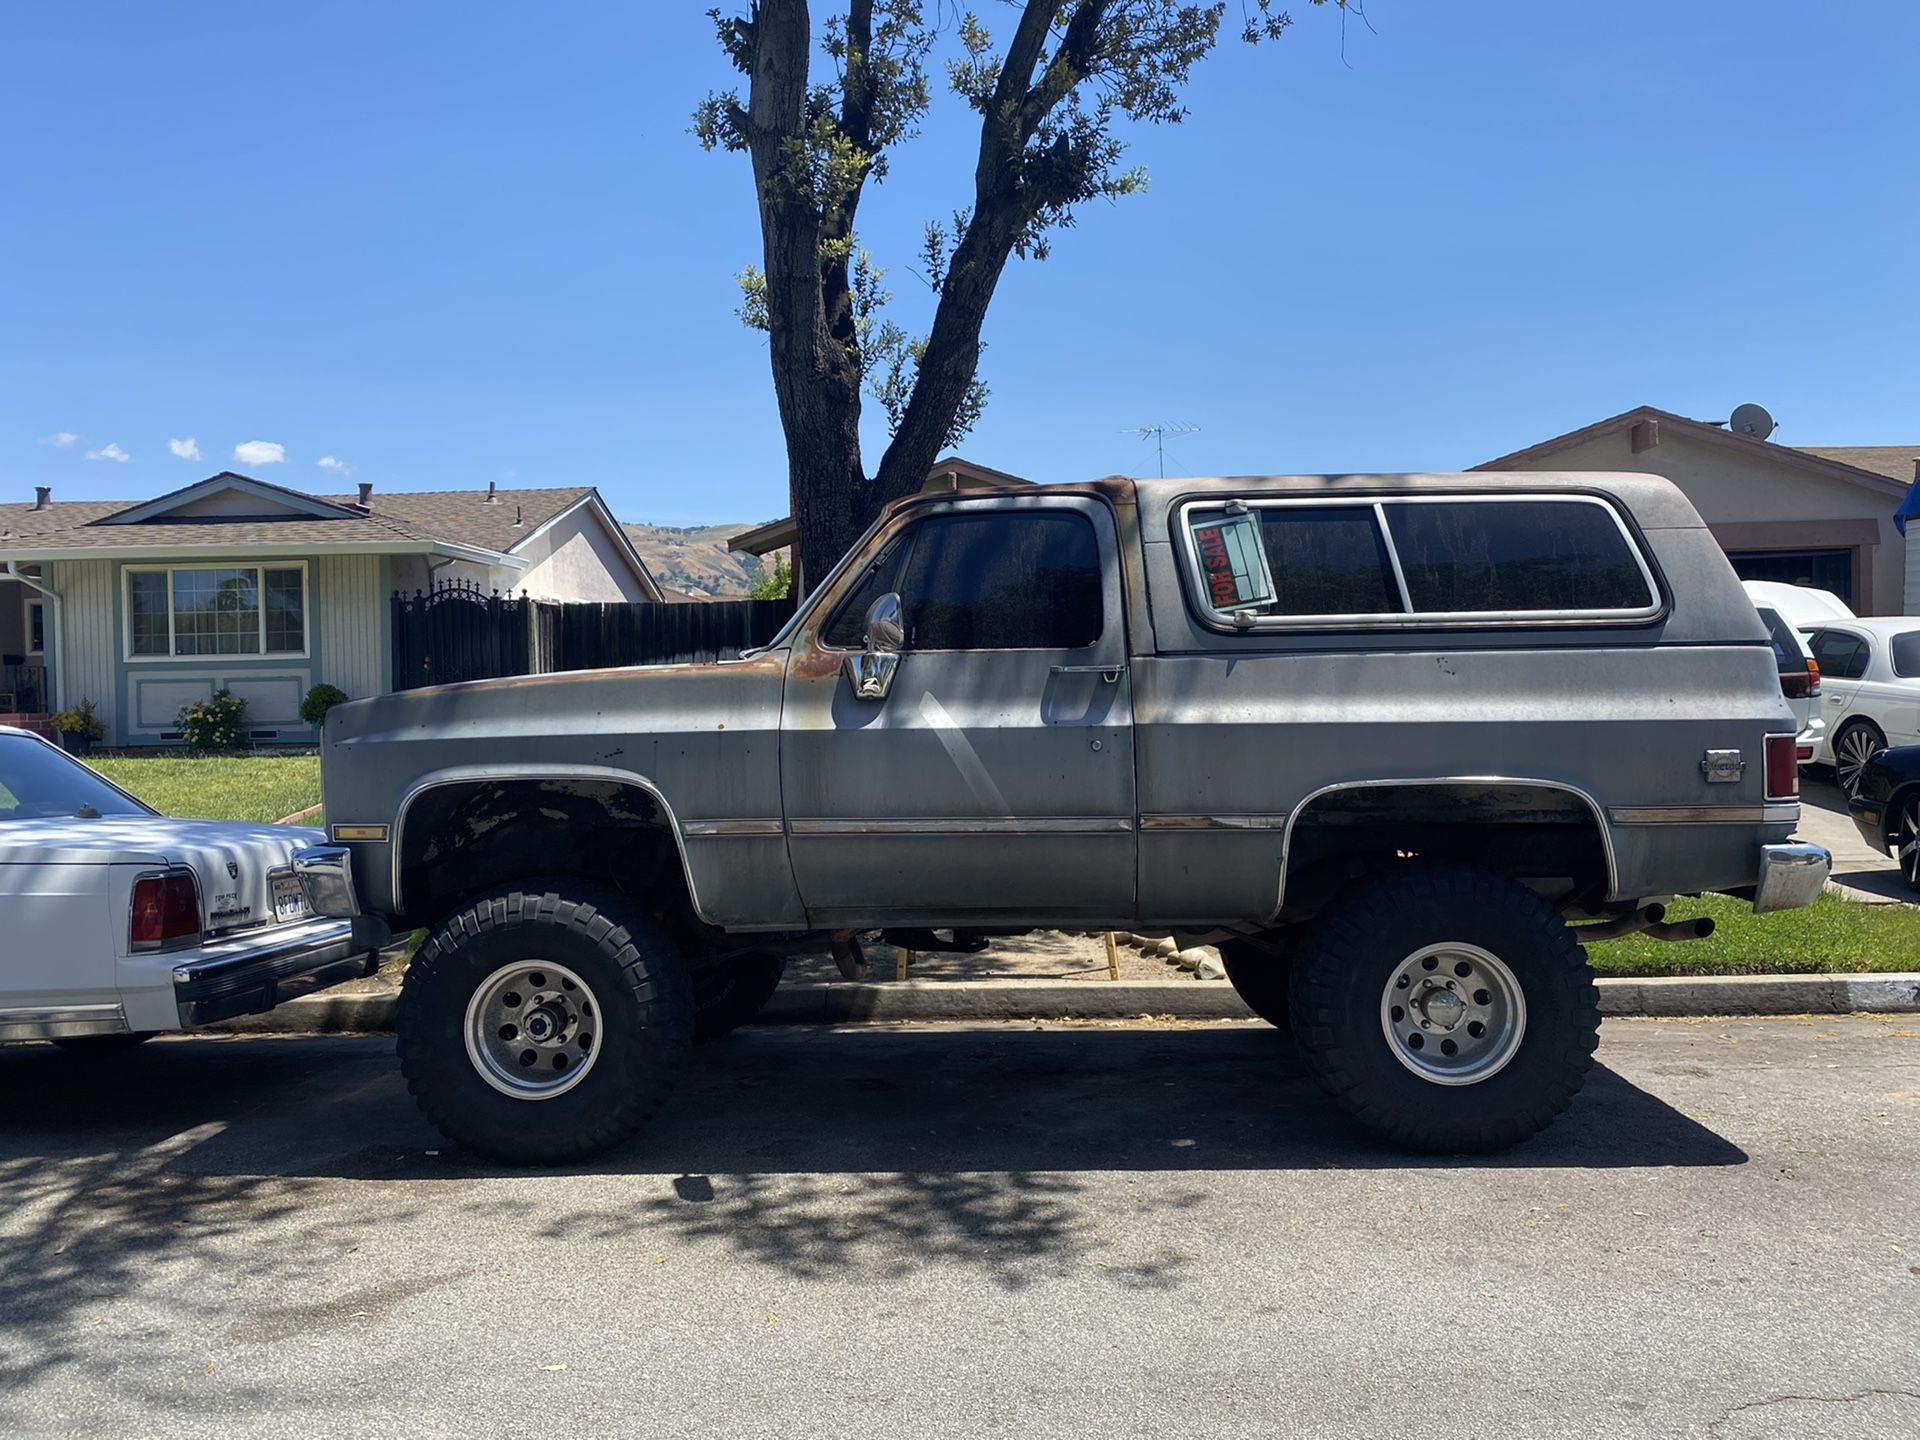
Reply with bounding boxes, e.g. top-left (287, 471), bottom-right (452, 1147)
top-left (1575, 905), bottom-right (1714, 944)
